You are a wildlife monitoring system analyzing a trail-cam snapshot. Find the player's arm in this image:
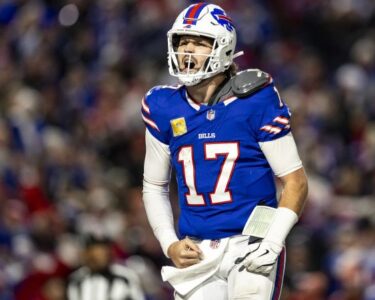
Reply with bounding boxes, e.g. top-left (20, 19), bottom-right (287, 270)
top-left (238, 133), bottom-right (308, 274)
top-left (143, 129), bottom-right (202, 268)
top-left (261, 132), bottom-right (308, 216)
top-left (278, 167), bottom-right (308, 214)
top-left (143, 129), bottom-right (178, 254)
